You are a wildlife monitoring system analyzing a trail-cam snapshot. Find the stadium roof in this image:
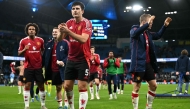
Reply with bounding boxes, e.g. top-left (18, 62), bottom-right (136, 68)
top-left (0, 0), bottom-right (190, 40)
